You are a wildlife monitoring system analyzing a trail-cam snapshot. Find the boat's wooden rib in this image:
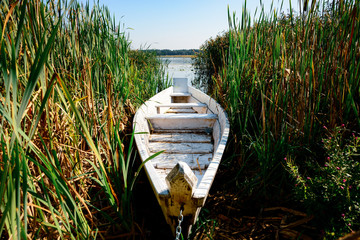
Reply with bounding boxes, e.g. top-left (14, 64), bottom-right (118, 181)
top-left (133, 78), bottom-right (229, 237)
